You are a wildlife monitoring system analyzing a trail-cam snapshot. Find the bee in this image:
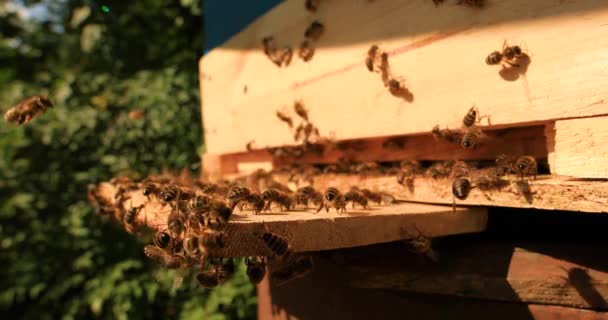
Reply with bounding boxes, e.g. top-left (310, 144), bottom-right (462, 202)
top-left (218, 258), bottom-right (236, 284)
top-left (154, 229), bottom-right (174, 250)
top-left (188, 194), bottom-right (213, 214)
top-left (245, 256), bottom-right (267, 284)
top-left (432, 125), bottom-right (462, 144)
top-left (199, 229), bottom-right (226, 251)
top-left (495, 154), bottom-right (516, 176)
top-left (404, 227), bottom-right (438, 262)
top-left (270, 254), bottom-right (314, 286)
top-left (387, 78), bottom-right (410, 98)
top-left (143, 245), bottom-right (182, 269)
top-left (317, 187), bottom-right (347, 213)
top-left (344, 189), bottom-right (369, 209)
top-left (276, 110), bottom-right (293, 128)
top-left (486, 50), bottom-right (503, 65)
top-left (487, 40), bottom-right (525, 67)
top-left (361, 188), bottom-right (394, 205)
top-left (462, 105), bottom-right (489, 128)
top-left (451, 160), bottom-right (470, 179)
top-left (461, 127), bottom-right (481, 149)
top-left (293, 100), bottom-right (308, 121)
top-left (183, 233), bottom-right (200, 258)
top-left (365, 45), bottom-right (379, 72)
top-left (262, 188), bottom-right (294, 212)
top-left (305, 0), bottom-right (320, 12)
top-left (397, 160), bottom-right (421, 189)
top-left (261, 231), bottom-right (290, 257)
top-left (457, 0), bottom-right (485, 8)
top-left (452, 177), bottom-right (474, 210)
top-left (204, 200), bottom-right (233, 229)
top-left (304, 21), bottom-right (324, 41)
top-left (123, 203), bottom-right (144, 225)
top-left (197, 264), bottom-right (220, 288)
top-left (515, 156), bottom-right (537, 180)
top-left (298, 40), bottom-right (315, 62)
top-left (4, 95), bottom-right (53, 125)
top-left (228, 186), bottom-right (252, 209)
top-left (295, 186), bottom-right (324, 208)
